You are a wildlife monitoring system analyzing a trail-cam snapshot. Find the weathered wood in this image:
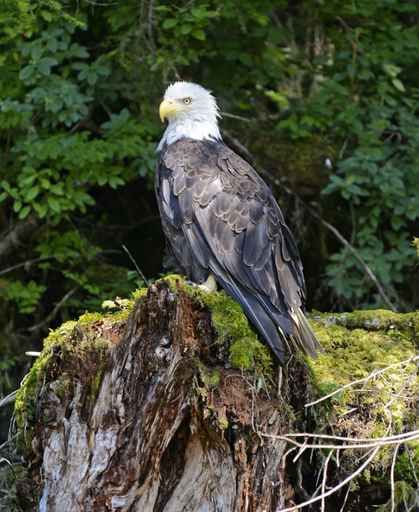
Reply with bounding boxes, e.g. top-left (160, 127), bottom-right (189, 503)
top-left (26, 281), bottom-right (303, 511)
